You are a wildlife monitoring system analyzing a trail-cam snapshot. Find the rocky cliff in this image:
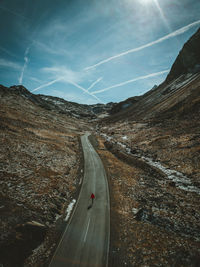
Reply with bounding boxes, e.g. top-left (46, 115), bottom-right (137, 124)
top-left (166, 27), bottom-right (200, 83)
